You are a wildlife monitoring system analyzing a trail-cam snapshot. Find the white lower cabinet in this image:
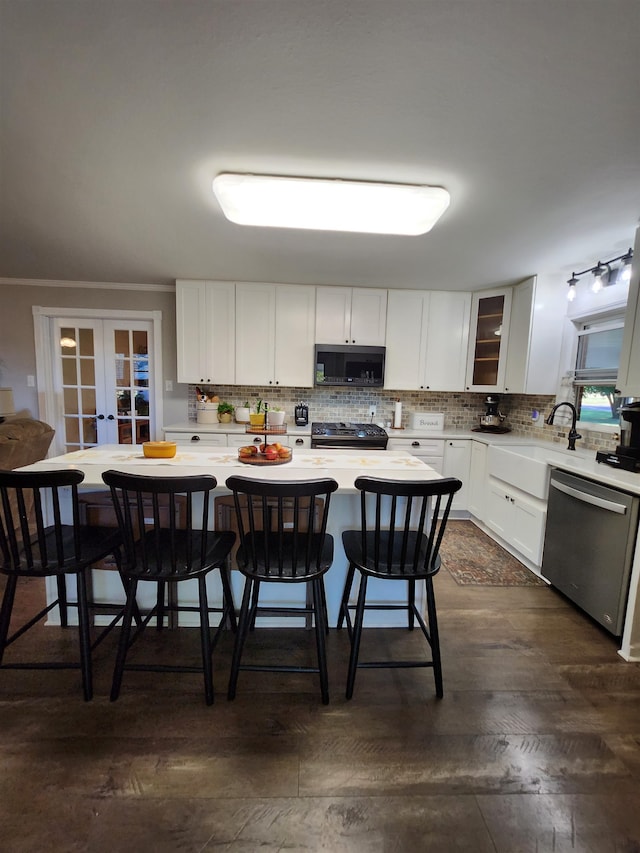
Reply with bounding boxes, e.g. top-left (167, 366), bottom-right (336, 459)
top-left (486, 477), bottom-right (547, 567)
top-left (164, 430), bottom-right (227, 447)
top-left (468, 441), bottom-right (488, 521)
top-left (386, 437), bottom-right (444, 473)
top-left (443, 440), bottom-right (470, 511)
